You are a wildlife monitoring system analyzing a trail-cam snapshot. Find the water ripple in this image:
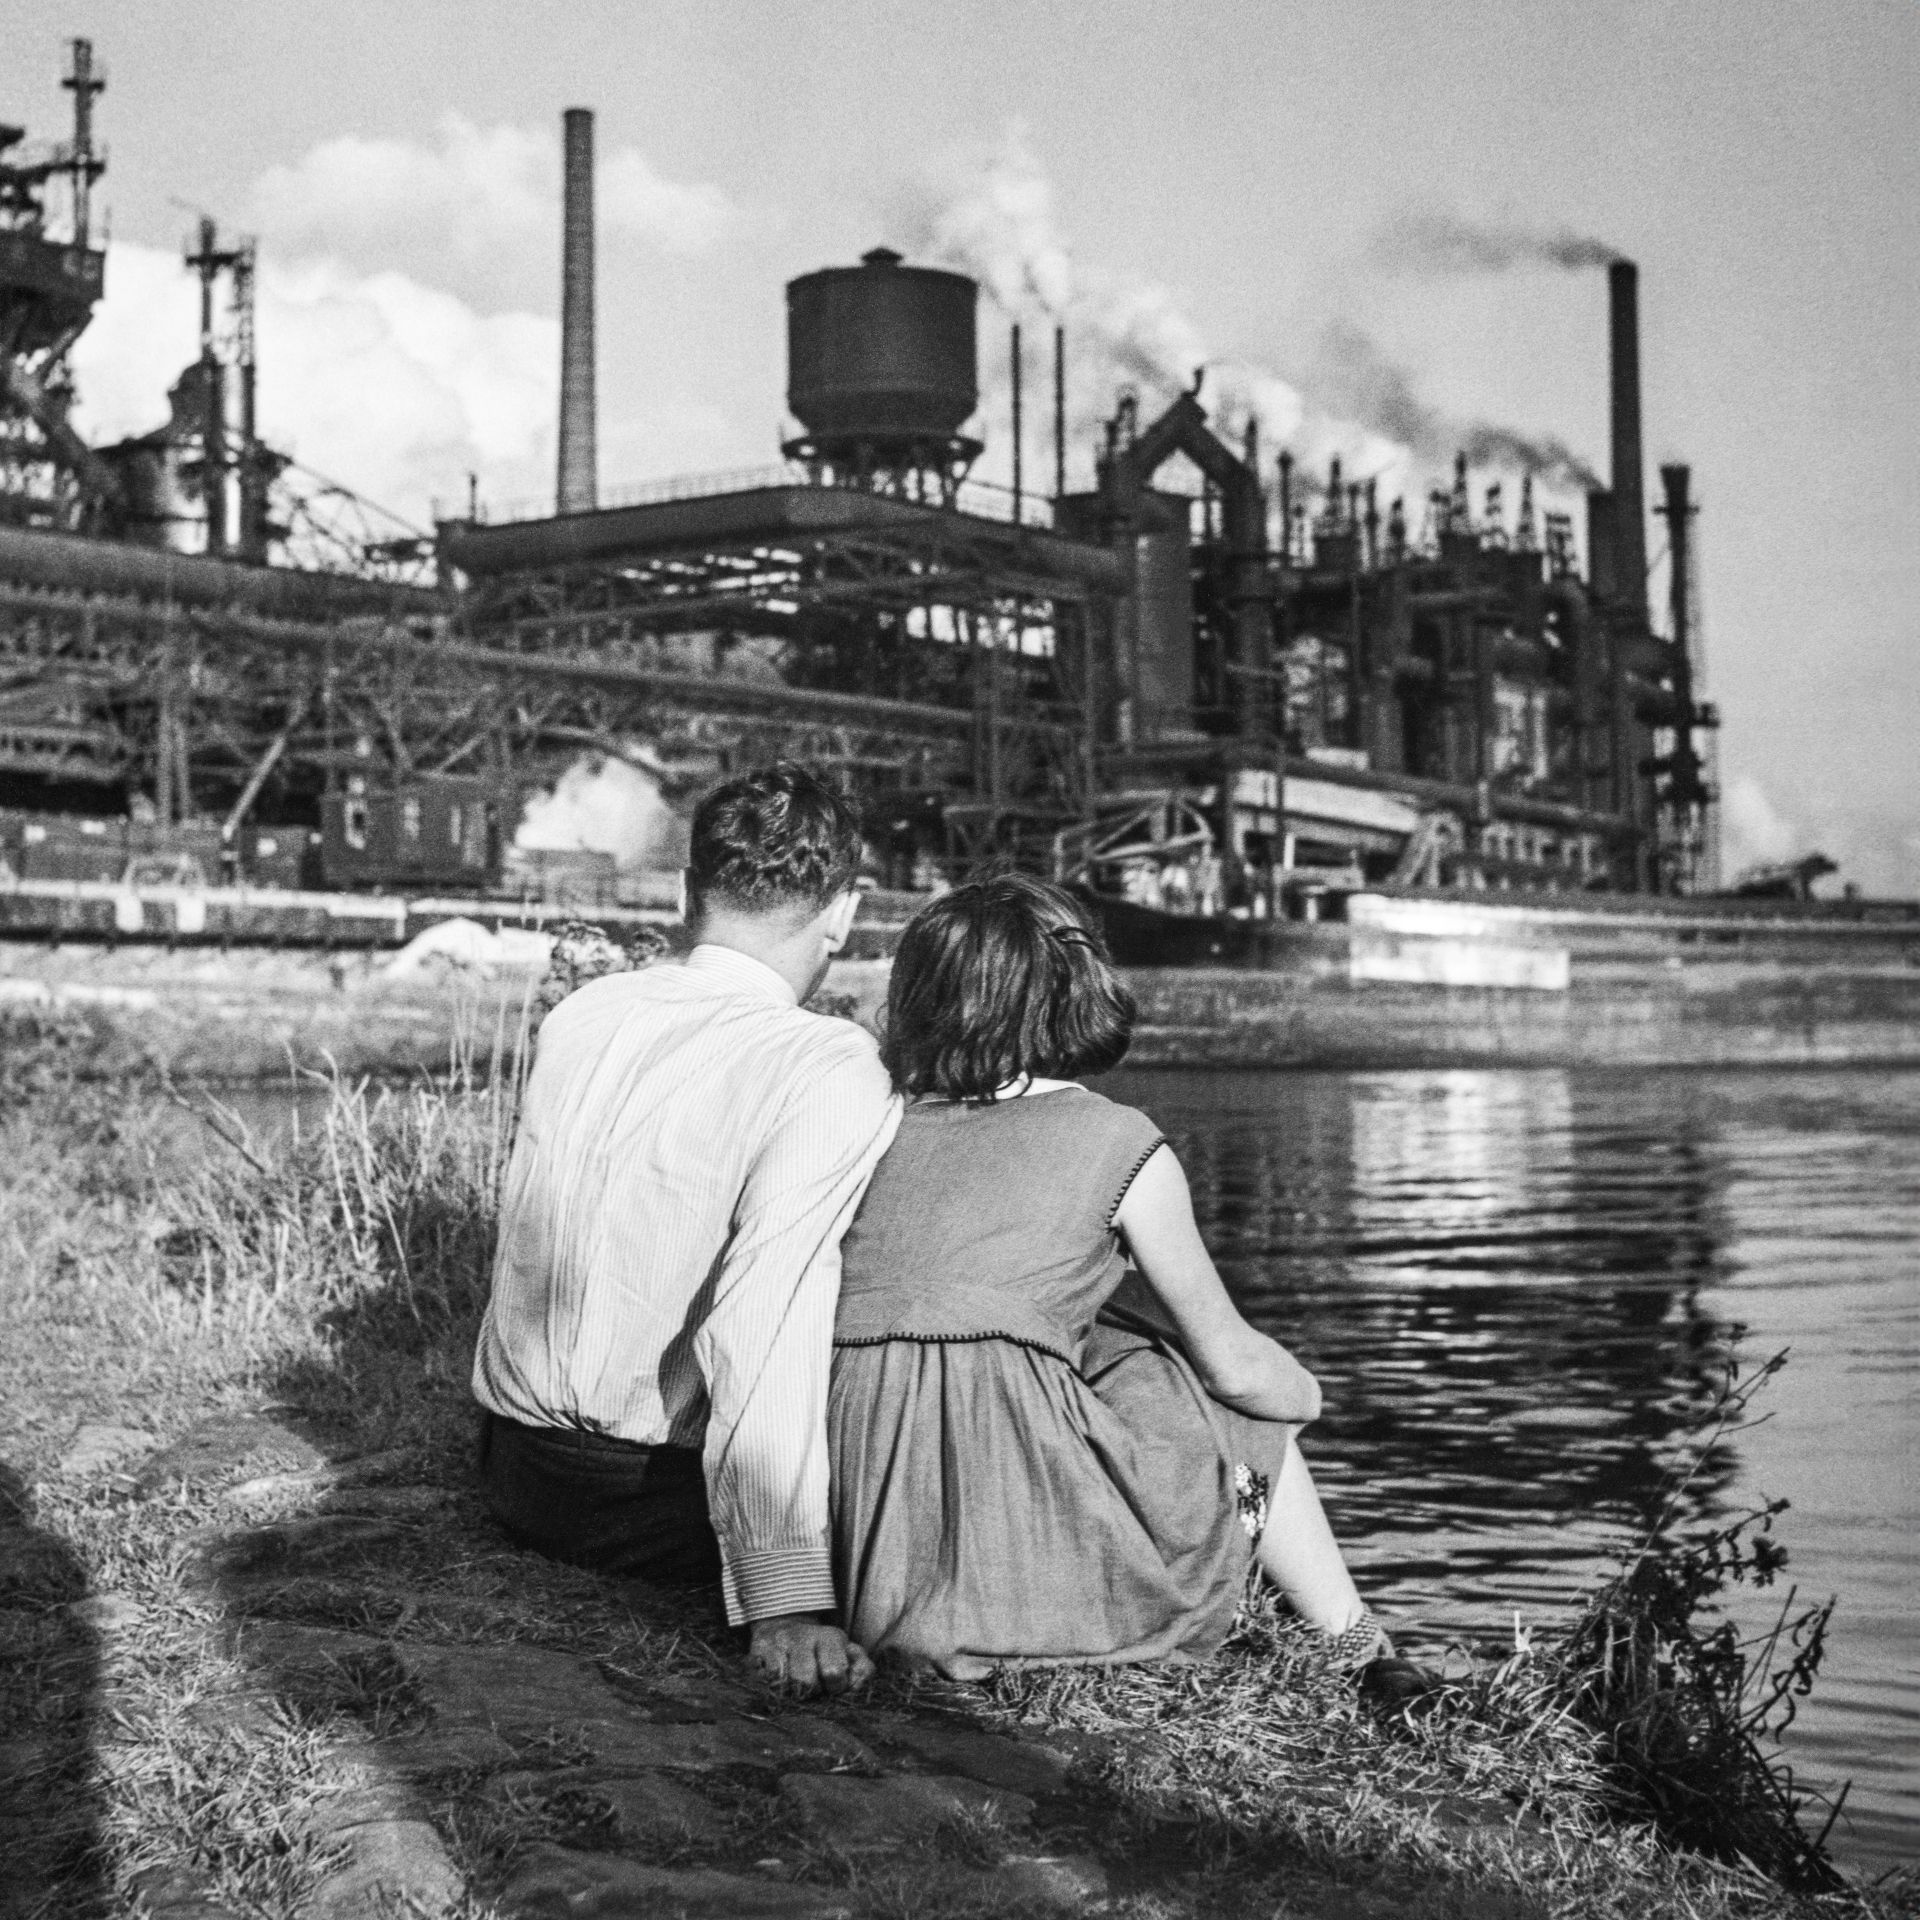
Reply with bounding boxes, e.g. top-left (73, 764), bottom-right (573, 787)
top-left (1103, 1064), bottom-right (1920, 1872)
